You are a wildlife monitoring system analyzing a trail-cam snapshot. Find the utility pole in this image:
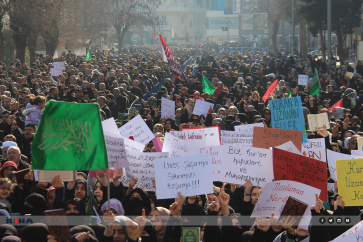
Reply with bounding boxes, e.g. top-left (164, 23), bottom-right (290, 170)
top-left (291, 0), bottom-right (295, 55)
top-left (227, 0), bottom-right (230, 52)
top-left (327, 0), bottom-right (332, 62)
